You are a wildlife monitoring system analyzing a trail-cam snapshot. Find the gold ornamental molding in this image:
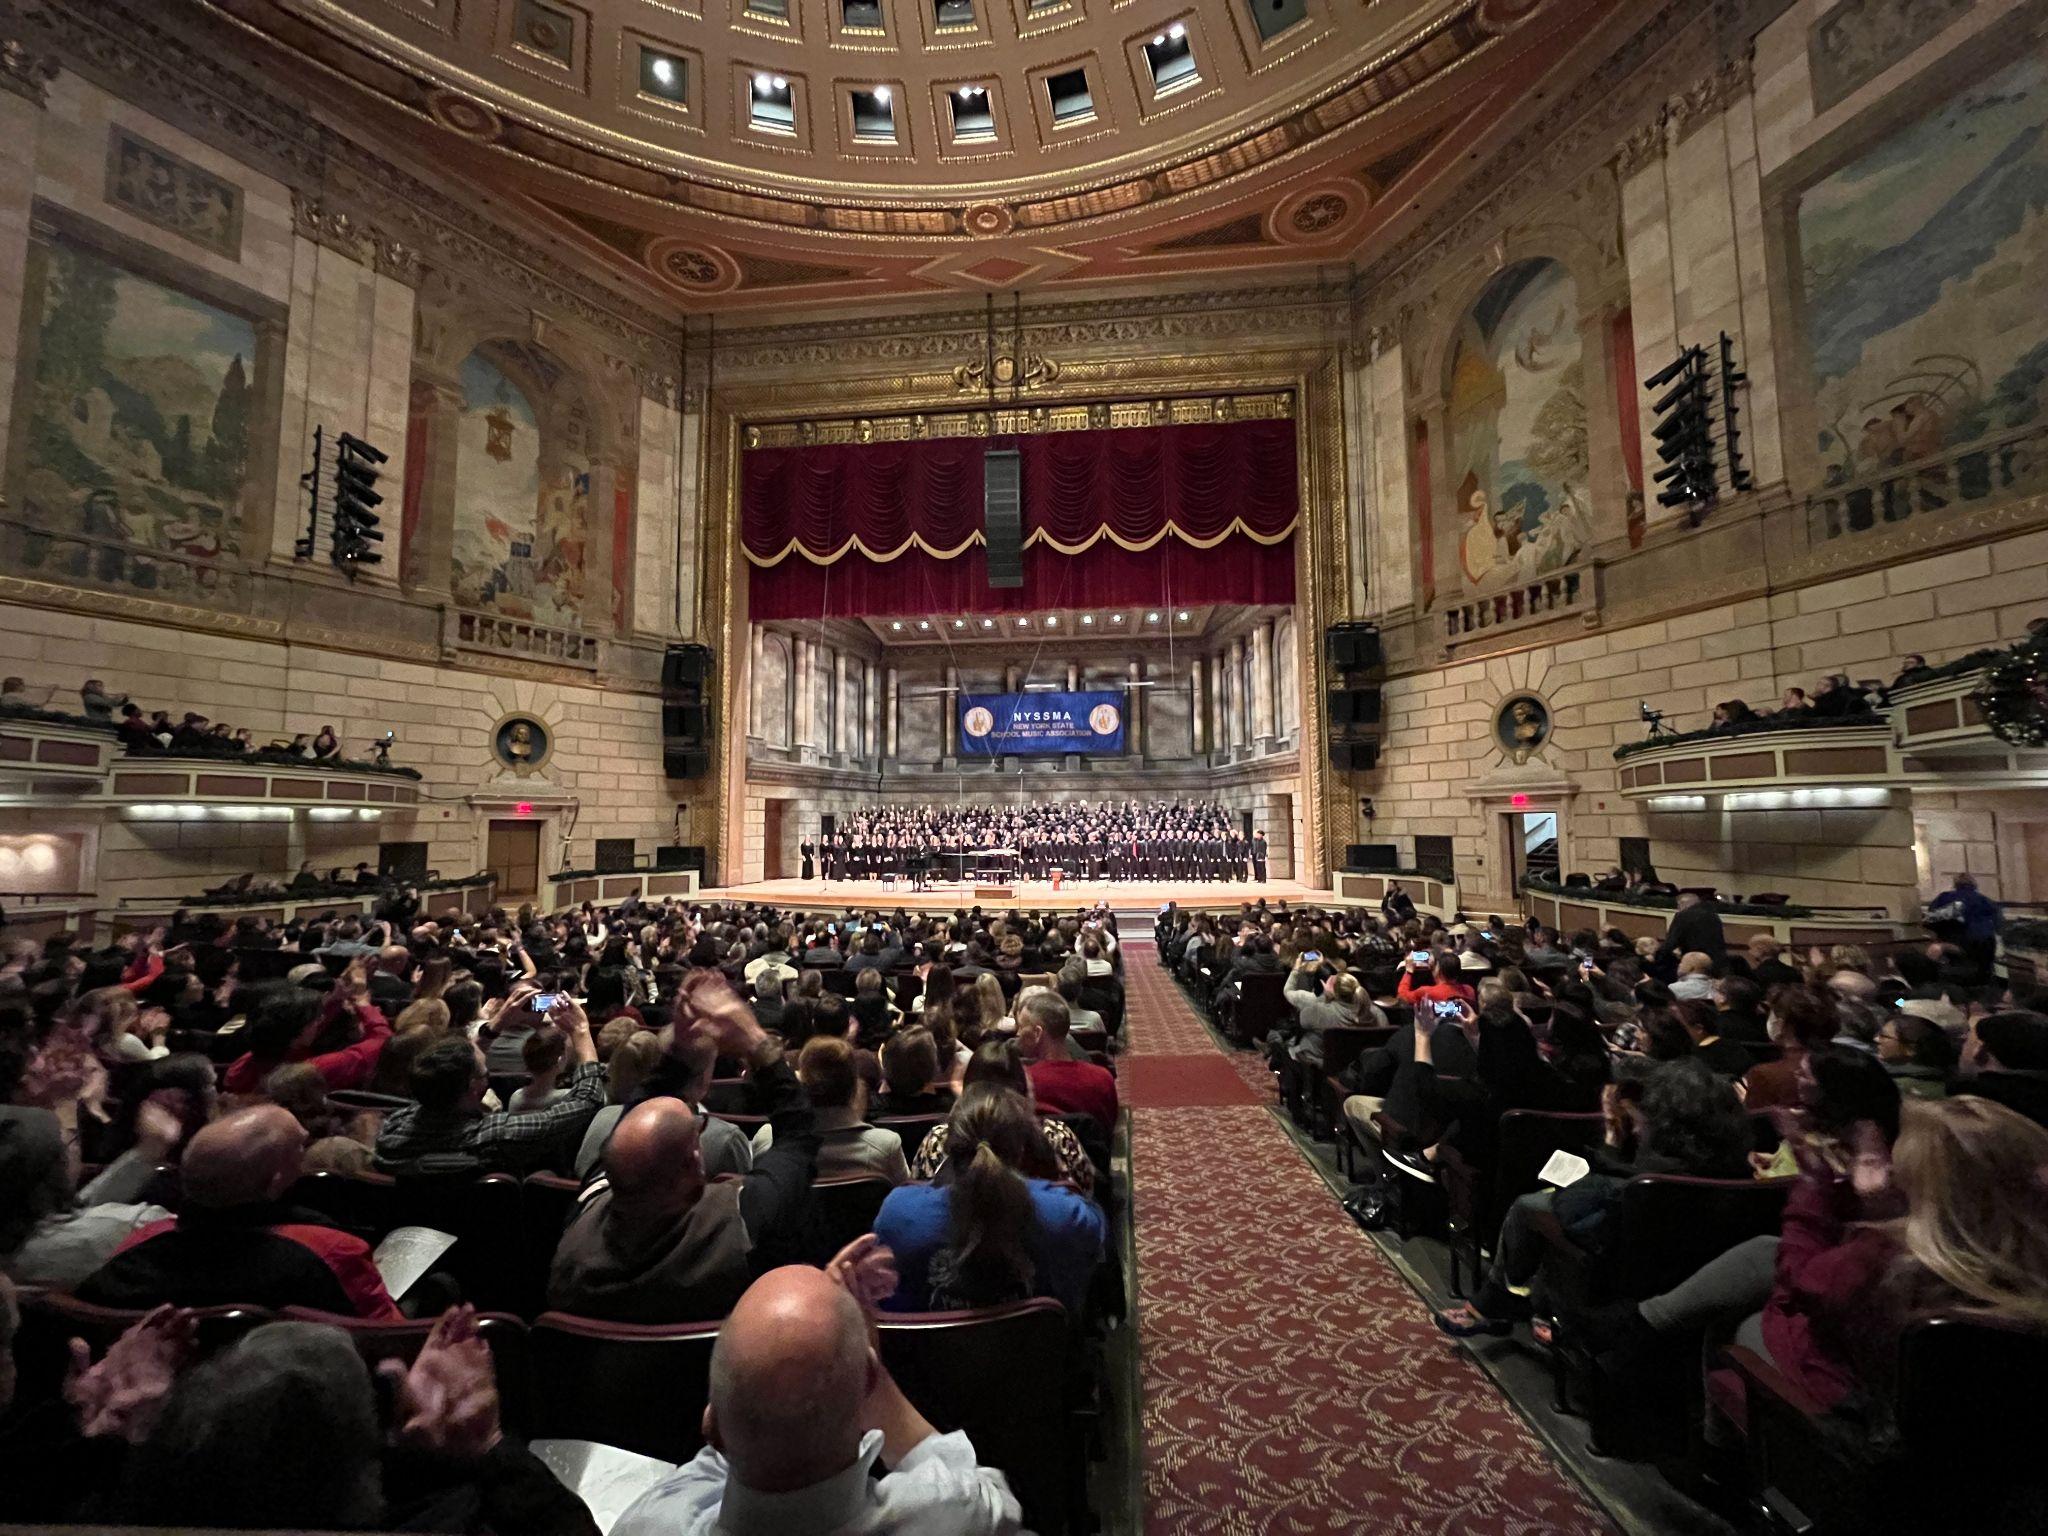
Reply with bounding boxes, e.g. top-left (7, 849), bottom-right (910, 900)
top-left (738, 390), bottom-right (1294, 451)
